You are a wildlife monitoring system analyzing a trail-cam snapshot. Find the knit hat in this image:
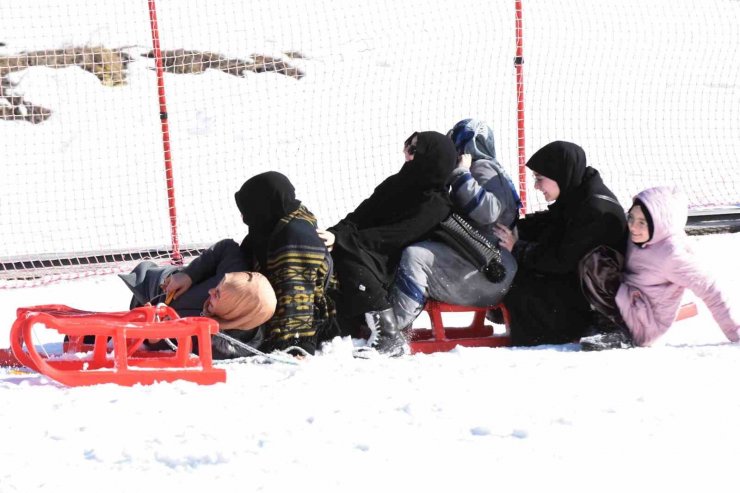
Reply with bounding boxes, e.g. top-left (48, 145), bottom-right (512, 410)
top-left (203, 272), bottom-right (276, 330)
